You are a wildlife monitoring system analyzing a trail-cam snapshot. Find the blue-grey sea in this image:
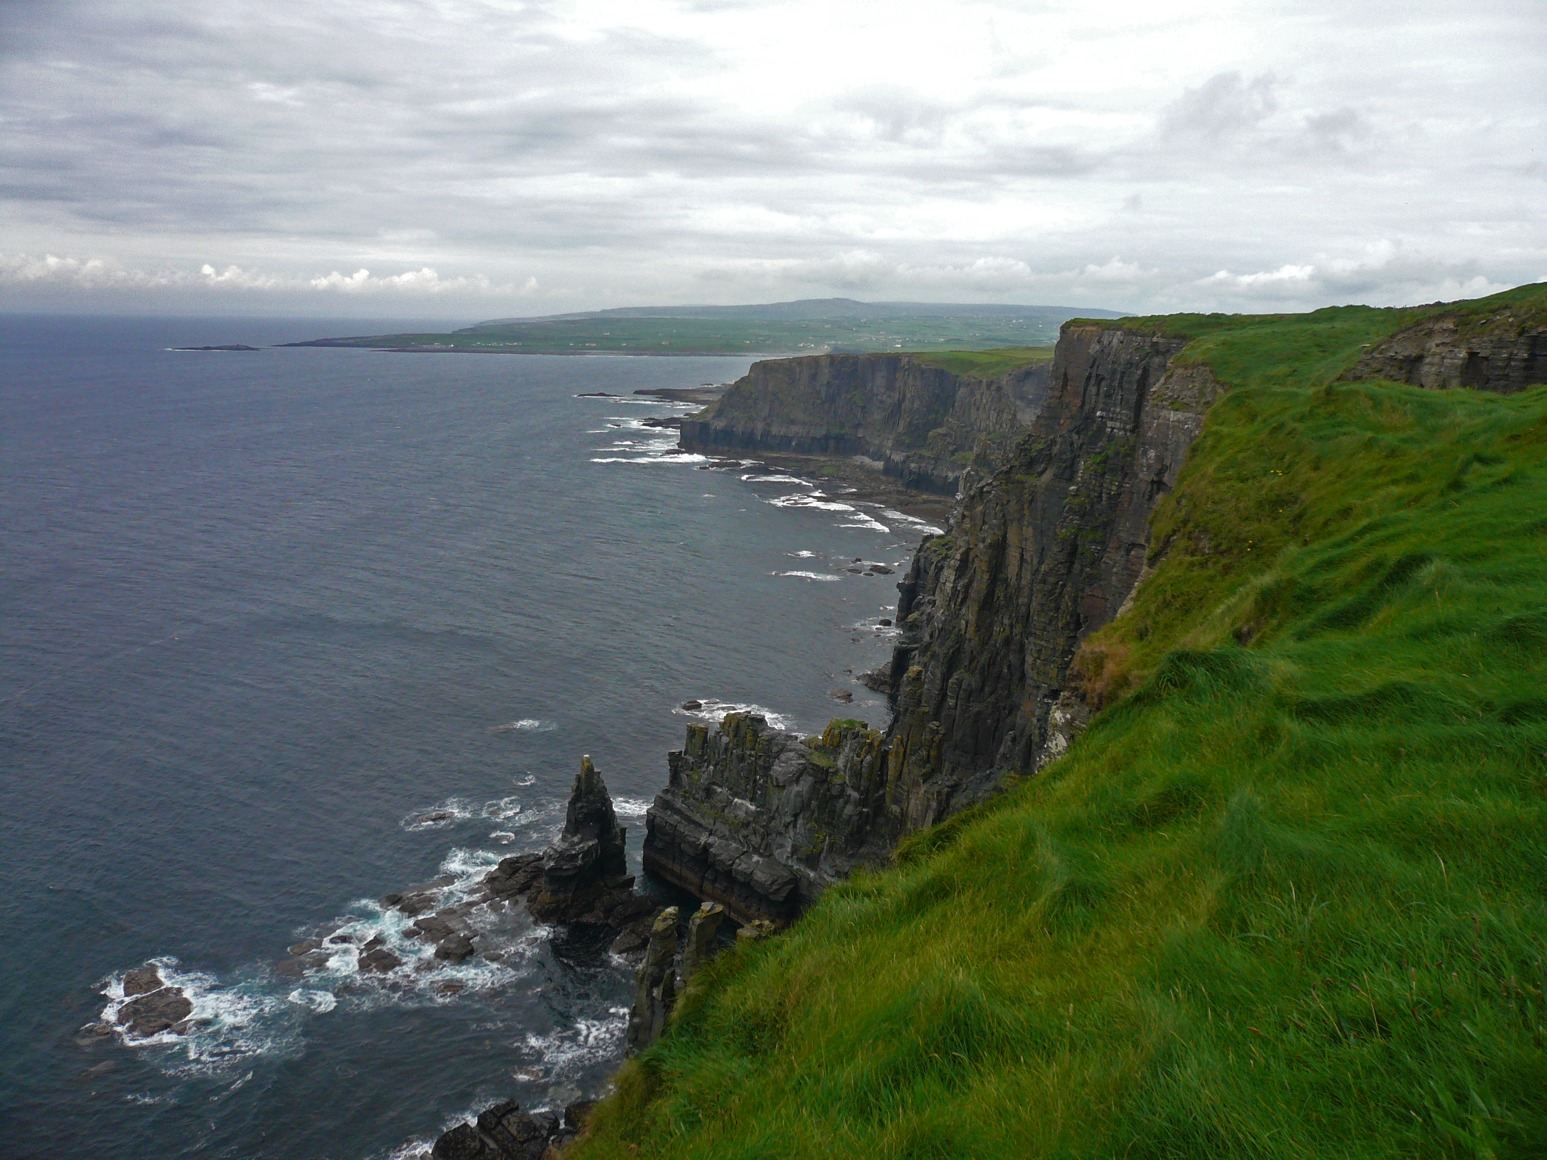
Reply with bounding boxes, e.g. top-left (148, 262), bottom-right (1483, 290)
top-left (0, 315), bottom-right (934, 1159)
